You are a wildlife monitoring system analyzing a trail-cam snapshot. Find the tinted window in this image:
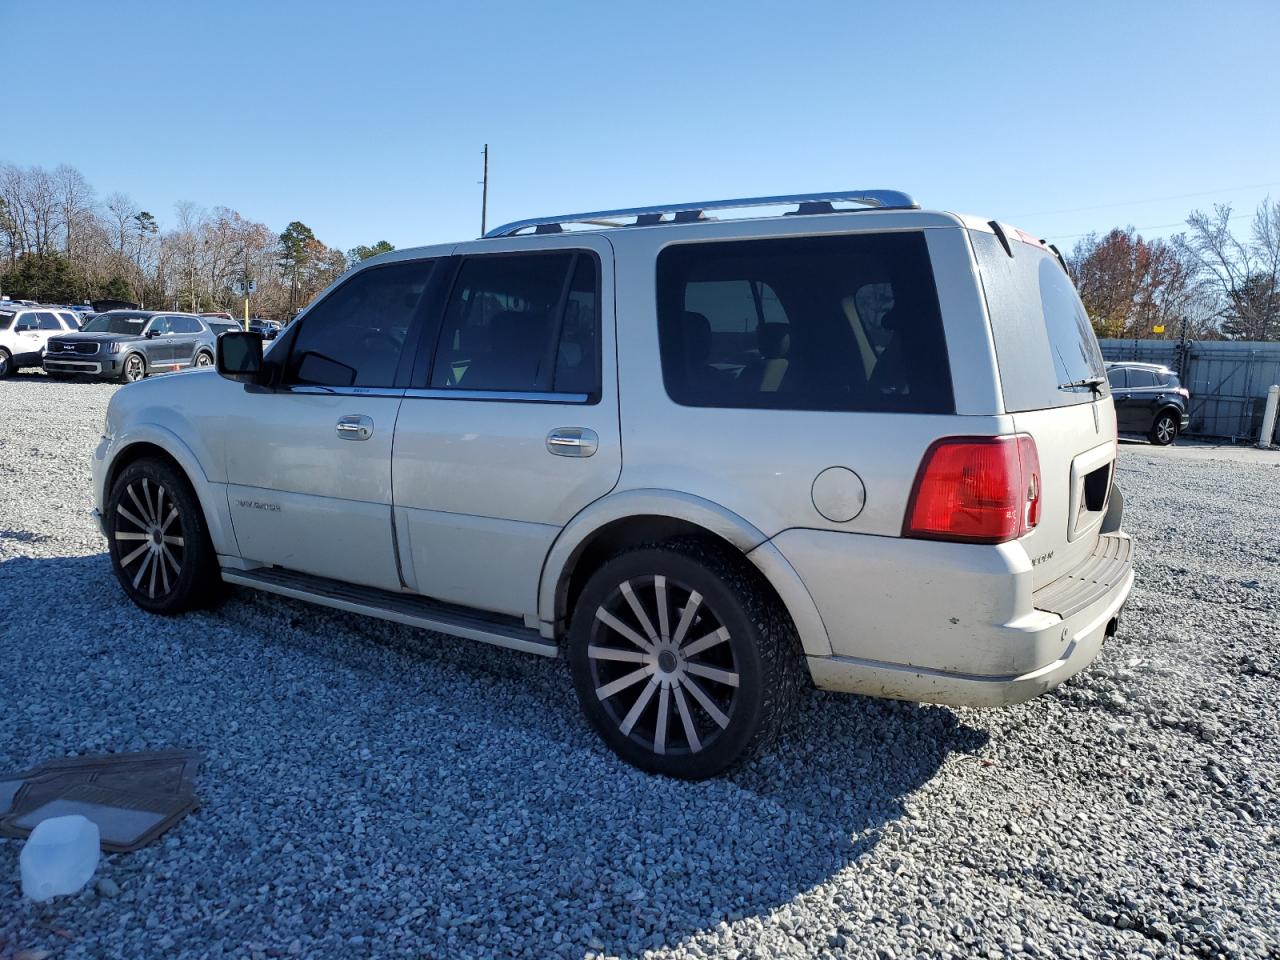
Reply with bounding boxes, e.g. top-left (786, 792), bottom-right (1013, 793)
top-left (0, 311), bottom-right (13, 330)
top-left (149, 316), bottom-right (173, 336)
top-left (429, 251), bottom-right (600, 396)
top-left (1107, 368), bottom-right (1127, 388)
top-left (1127, 368), bottom-right (1157, 388)
top-left (82, 312), bottom-right (150, 334)
top-left (971, 231), bottom-right (1107, 410)
top-left (170, 316), bottom-right (202, 334)
top-left (657, 233), bottom-right (952, 412)
top-left (286, 259), bottom-right (435, 388)
top-left (1161, 371), bottom-right (1180, 388)
top-left (57, 312), bottom-right (79, 330)
top-left (37, 312), bottom-right (62, 330)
